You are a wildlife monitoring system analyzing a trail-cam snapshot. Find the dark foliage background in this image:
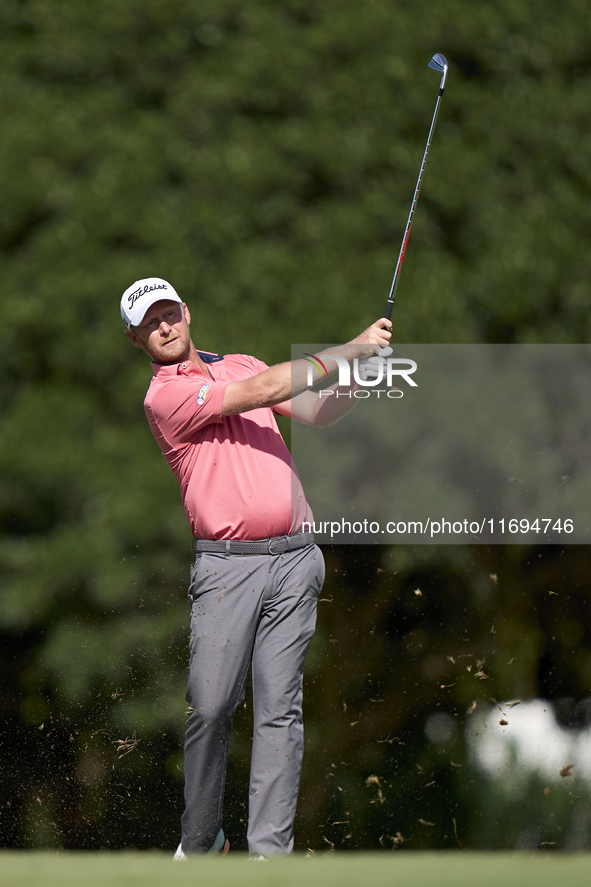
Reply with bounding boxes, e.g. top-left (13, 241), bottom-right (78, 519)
top-left (1, 0), bottom-right (591, 852)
